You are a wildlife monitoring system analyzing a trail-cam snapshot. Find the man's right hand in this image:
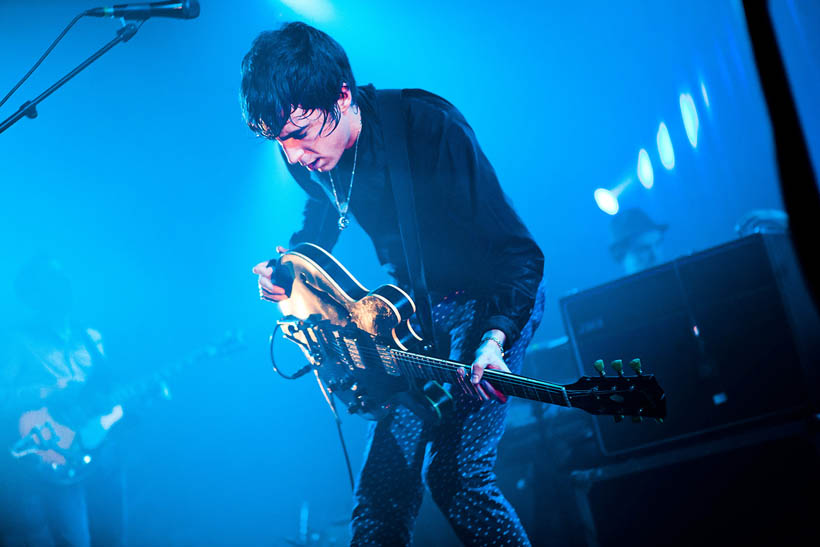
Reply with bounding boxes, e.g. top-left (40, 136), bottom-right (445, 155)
top-left (253, 246), bottom-right (289, 303)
